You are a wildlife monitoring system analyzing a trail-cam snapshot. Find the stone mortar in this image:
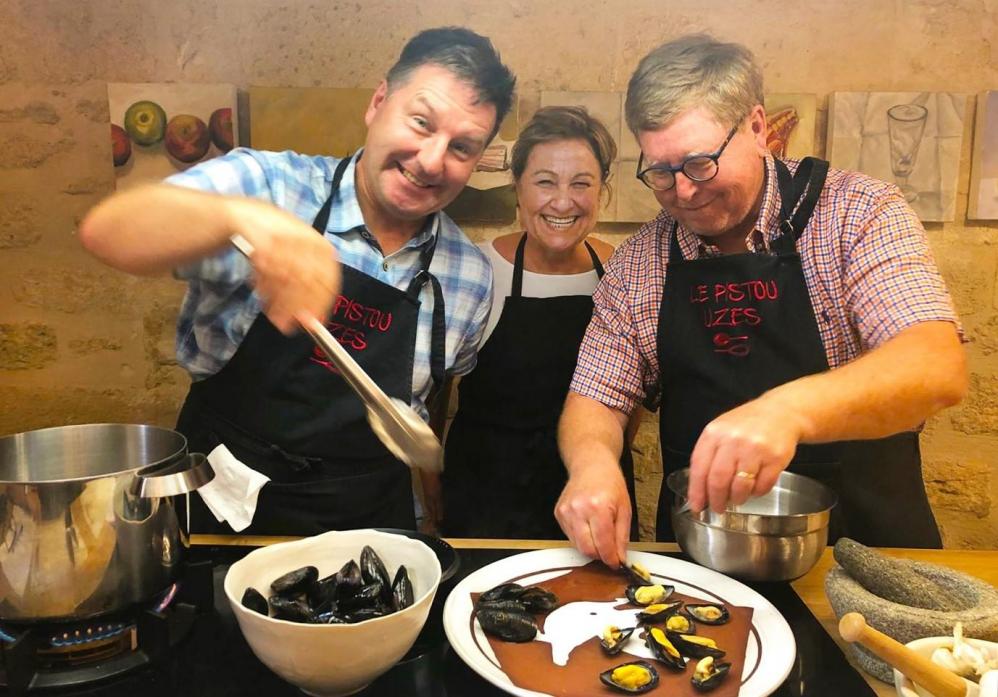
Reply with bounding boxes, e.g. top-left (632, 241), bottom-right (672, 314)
top-left (825, 562), bottom-right (998, 683)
